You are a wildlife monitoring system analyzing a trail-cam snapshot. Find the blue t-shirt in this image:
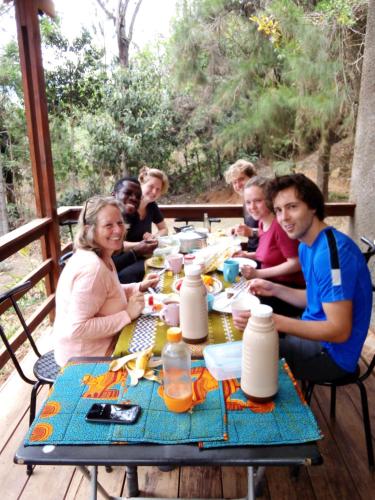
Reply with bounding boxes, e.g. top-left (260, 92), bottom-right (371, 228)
top-left (299, 227), bottom-right (373, 372)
